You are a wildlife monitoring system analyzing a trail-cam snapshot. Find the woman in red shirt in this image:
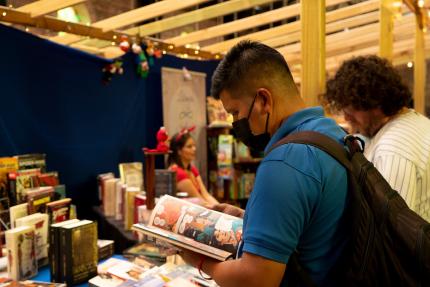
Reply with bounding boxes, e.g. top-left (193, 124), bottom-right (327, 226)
top-left (168, 131), bottom-right (218, 206)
